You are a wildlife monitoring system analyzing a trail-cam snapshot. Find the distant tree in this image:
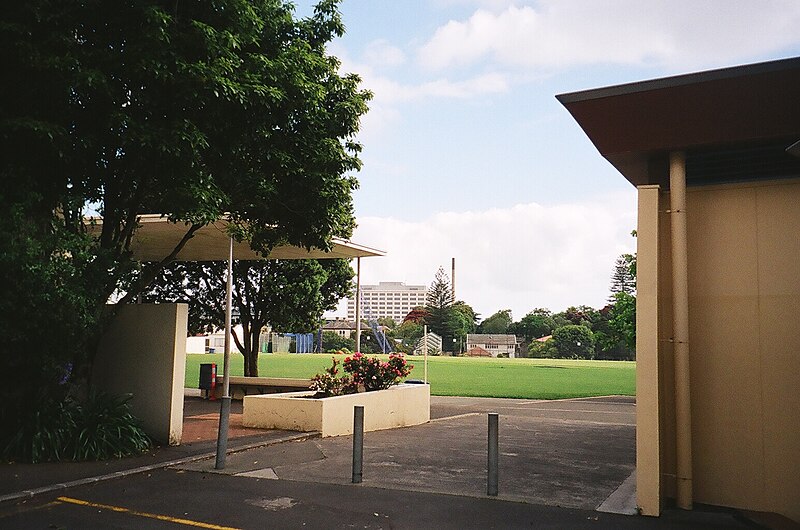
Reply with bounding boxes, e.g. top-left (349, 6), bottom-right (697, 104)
top-left (377, 317), bottom-right (397, 329)
top-left (552, 325), bottom-right (595, 359)
top-left (609, 253), bottom-right (637, 300)
top-left (389, 321), bottom-right (424, 353)
top-left (608, 292), bottom-right (636, 353)
top-left (402, 307), bottom-right (429, 324)
top-left (513, 309), bottom-right (555, 341)
top-left (528, 338), bottom-right (558, 358)
top-left (357, 330), bottom-right (384, 354)
top-left (426, 267), bottom-right (454, 309)
top-left (450, 301), bottom-right (478, 353)
top-left (321, 331), bottom-right (355, 353)
top-left (143, 259), bottom-right (353, 376)
top-left (557, 306), bottom-right (601, 329)
top-left (478, 309), bottom-right (513, 334)
top-left (425, 267), bottom-right (457, 348)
